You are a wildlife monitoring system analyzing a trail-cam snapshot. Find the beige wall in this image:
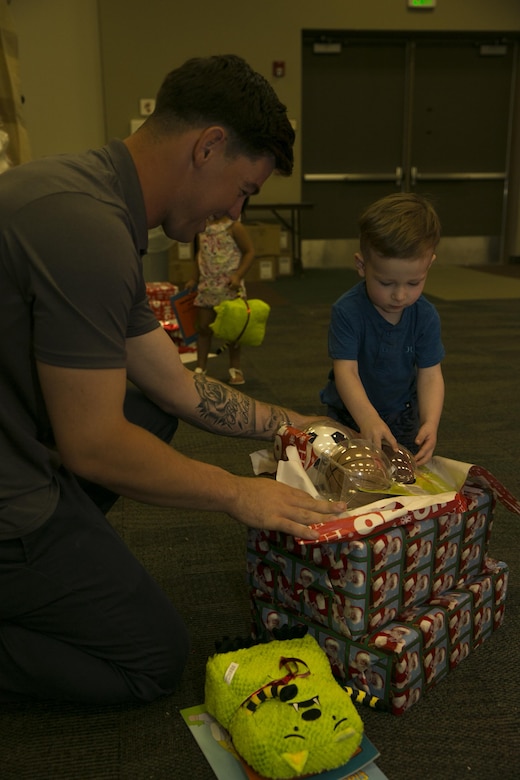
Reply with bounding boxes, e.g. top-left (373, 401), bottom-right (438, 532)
top-left (11, 1), bottom-right (520, 168)
top-left (8, 0), bottom-right (520, 254)
top-left (98, 0), bottom-right (520, 204)
top-left (11, 0), bottom-right (104, 158)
